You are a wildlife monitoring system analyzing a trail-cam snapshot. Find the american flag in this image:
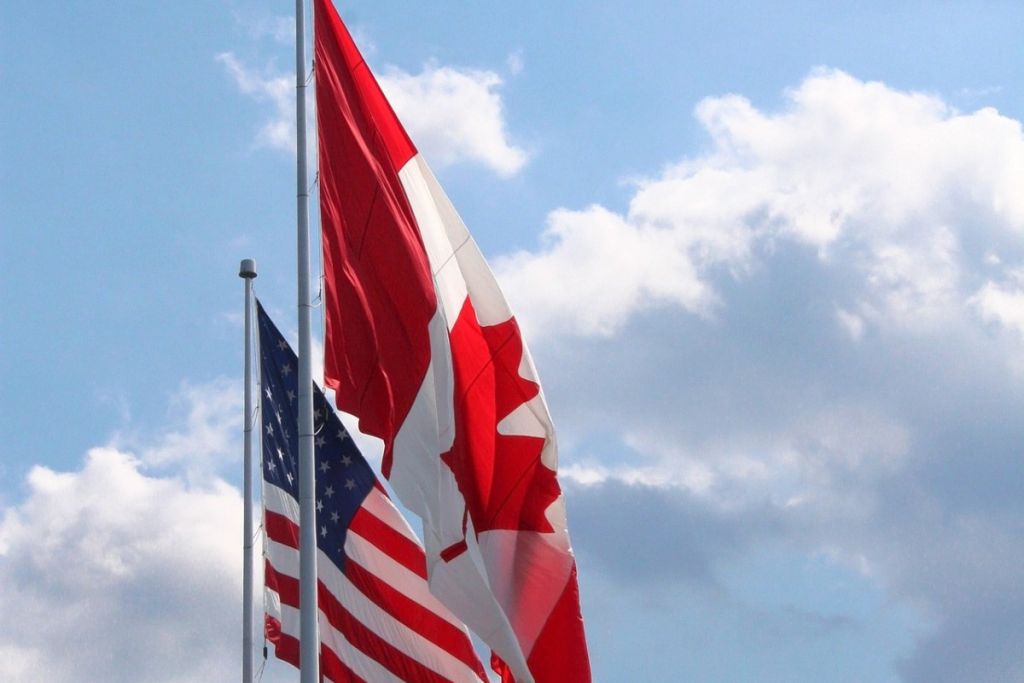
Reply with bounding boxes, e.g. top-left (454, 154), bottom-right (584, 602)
top-left (257, 301), bottom-right (486, 682)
